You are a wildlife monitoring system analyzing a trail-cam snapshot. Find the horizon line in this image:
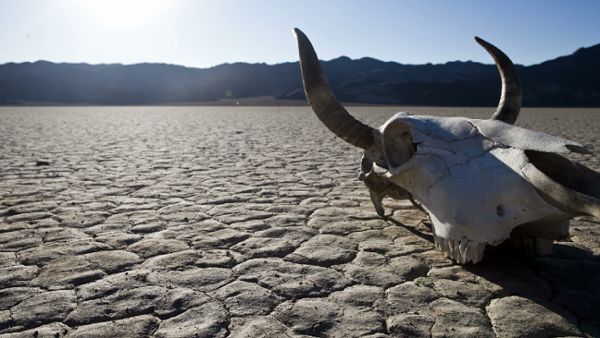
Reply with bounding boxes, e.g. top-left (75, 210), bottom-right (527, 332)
top-left (1, 41), bottom-right (597, 70)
